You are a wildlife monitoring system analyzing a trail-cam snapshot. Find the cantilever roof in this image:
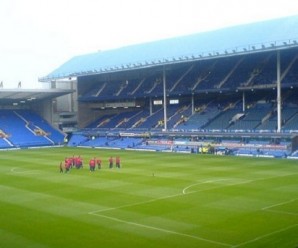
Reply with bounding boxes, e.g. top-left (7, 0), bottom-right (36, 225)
top-left (0, 88), bottom-right (73, 104)
top-left (40, 15), bottom-right (298, 81)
